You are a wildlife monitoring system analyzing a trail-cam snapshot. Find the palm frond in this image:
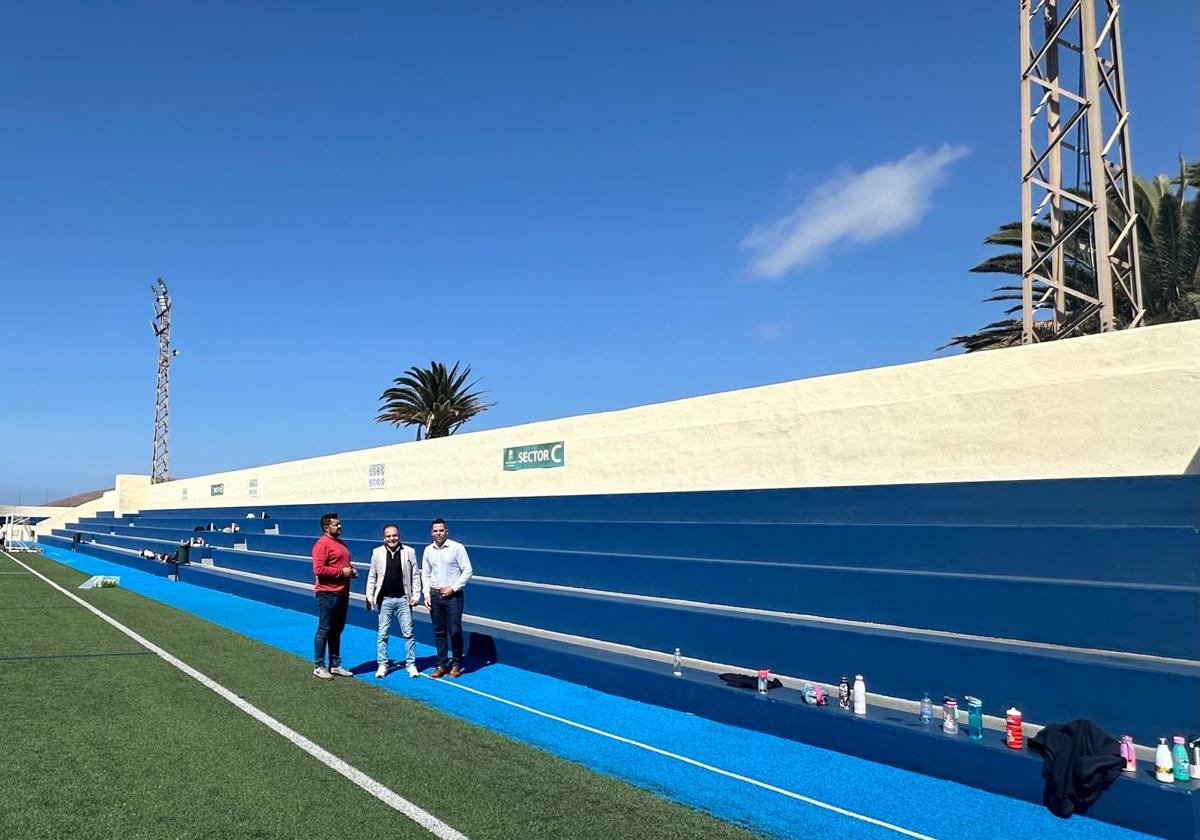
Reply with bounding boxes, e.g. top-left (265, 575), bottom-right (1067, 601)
top-left (376, 361), bottom-right (495, 439)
